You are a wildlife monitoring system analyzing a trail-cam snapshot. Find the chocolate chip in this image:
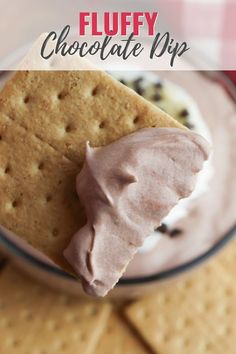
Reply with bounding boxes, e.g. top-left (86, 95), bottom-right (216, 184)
top-left (119, 79), bottom-right (127, 86)
top-left (179, 108), bottom-right (189, 118)
top-left (169, 228), bottom-right (182, 238)
top-left (152, 93), bottom-right (162, 102)
top-left (185, 121), bottom-right (194, 129)
top-left (135, 85), bottom-right (144, 96)
top-left (131, 77), bottom-right (144, 96)
top-left (133, 77), bottom-right (143, 85)
top-left (155, 223), bottom-right (168, 234)
top-left (155, 81), bottom-right (163, 89)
